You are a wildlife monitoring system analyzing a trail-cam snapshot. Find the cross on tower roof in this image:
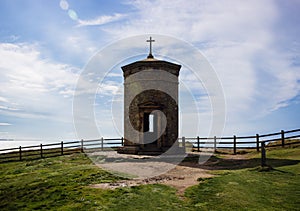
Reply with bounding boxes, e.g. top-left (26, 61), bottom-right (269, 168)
top-left (146, 36), bottom-right (155, 59)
